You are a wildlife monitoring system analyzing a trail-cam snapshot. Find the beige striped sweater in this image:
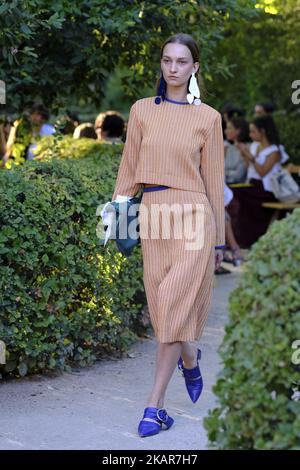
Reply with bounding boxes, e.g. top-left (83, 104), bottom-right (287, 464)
top-left (112, 97), bottom-right (225, 246)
